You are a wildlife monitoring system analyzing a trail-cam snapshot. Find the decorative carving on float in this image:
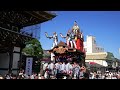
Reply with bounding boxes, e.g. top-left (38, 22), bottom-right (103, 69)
top-left (53, 46), bottom-right (68, 54)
